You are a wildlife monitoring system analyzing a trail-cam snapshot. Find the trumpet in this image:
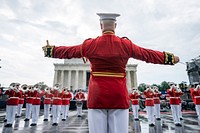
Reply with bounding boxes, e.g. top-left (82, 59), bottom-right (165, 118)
top-left (195, 85), bottom-right (200, 91)
top-left (175, 86), bottom-right (182, 93)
